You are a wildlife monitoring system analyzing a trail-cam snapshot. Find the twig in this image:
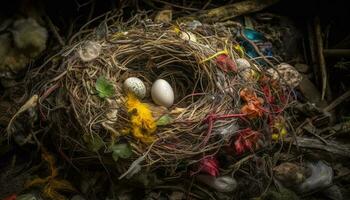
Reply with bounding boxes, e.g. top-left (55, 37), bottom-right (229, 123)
top-left (302, 122), bottom-right (329, 145)
top-left (314, 17), bottom-right (331, 101)
top-left (6, 95), bottom-right (39, 138)
top-left (87, 0), bottom-right (96, 22)
top-left (150, 0), bottom-right (200, 11)
top-left (307, 19), bottom-right (319, 85)
top-left (285, 137), bottom-right (350, 158)
top-left (44, 15), bottom-right (65, 46)
top-left (323, 90), bottom-right (350, 112)
top-left (323, 49), bottom-right (350, 57)
top-left (178, 0), bottom-right (280, 23)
